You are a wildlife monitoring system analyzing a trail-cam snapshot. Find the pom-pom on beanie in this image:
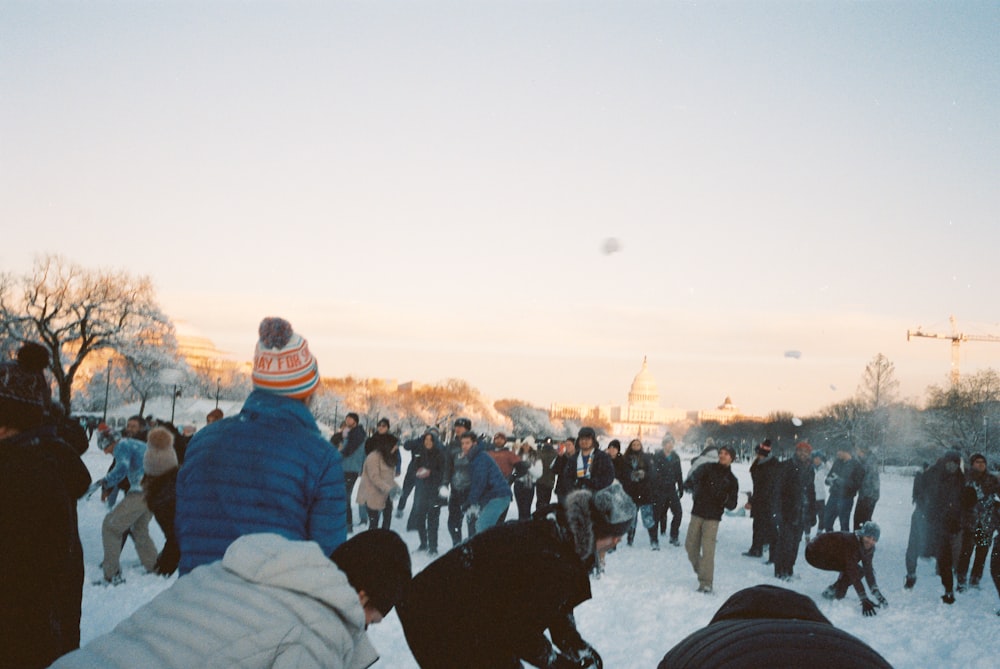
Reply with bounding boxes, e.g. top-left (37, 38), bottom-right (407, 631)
top-left (857, 521), bottom-right (881, 542)
top-left (144, 426), bottom-right (178, 477)
top-left (252, 317), bottom-right (320, 399)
